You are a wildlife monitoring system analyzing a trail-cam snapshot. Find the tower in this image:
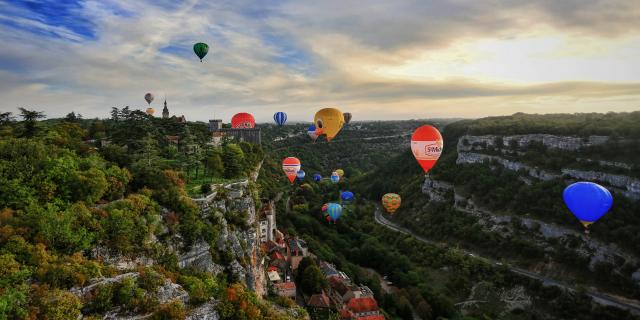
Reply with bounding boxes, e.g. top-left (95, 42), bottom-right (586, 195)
top-left (162, 99), bottom-right (169, 119)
